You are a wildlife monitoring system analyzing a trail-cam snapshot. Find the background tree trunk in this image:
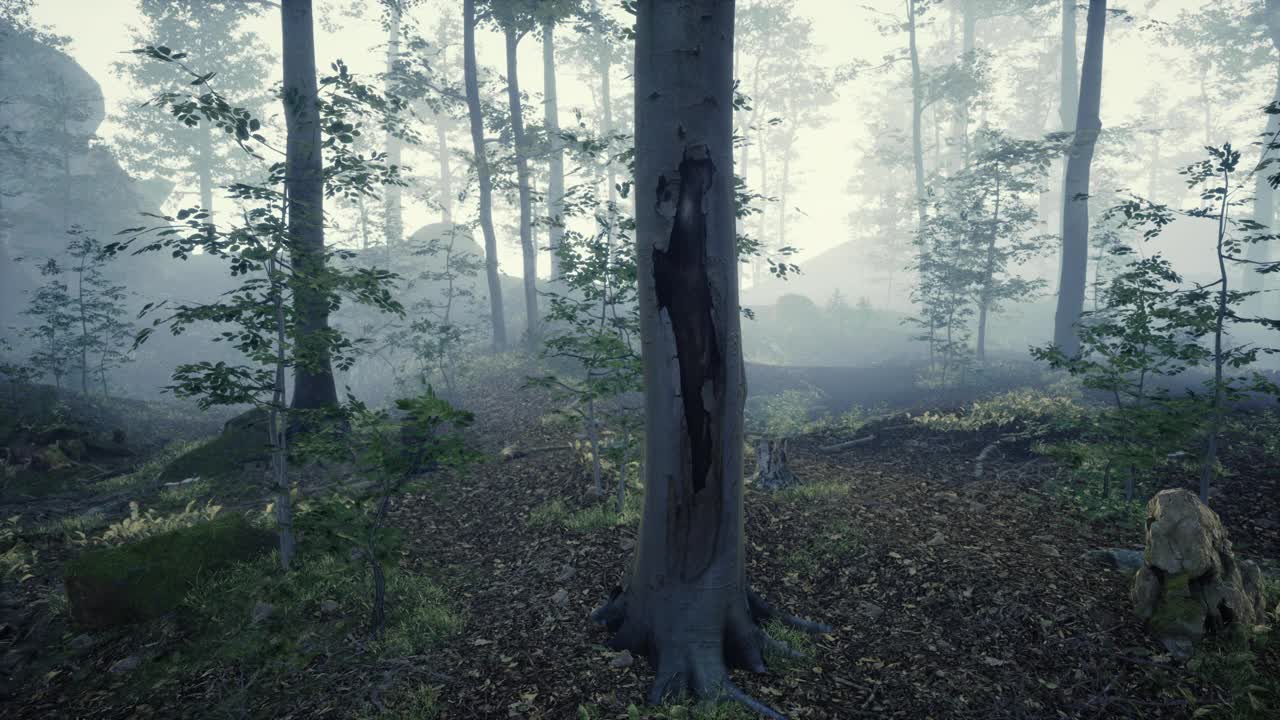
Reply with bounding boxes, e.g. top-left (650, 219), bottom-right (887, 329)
top-left (504, 27), bottom-right (538, 350)
top-left (464, 0), bottom-right (507, 351)
top-left (435, 112), bottom-right (453, 224)
top-left (543, 22), bottom-right (565, 280)
top-left (909, 0), bottom-right (927, 227)
top-left (198, 121), bottom-right (214, 241)
top-left (1246, 0), bottom-right (1280, 296)
top-left (591, 2), bottom-right (826, 714)
top-left (1052, 0), bottom-right (1106, 357)
top-left (281, 0), bottom-right (338, 411)
top-left (383, 3), bottom-right (403, 254)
